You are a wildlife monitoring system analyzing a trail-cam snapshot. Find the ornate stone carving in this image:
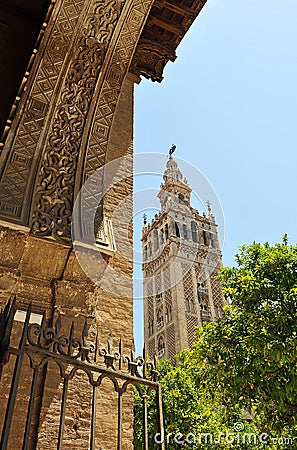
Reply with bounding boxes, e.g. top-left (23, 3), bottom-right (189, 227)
top-left (129, 40), bottom-right (176, 82)
top-left (31, 0), bottom-right (124, 241)
top-left (33, 0), bottom-right (155, 243)
top-left (78, 0), bottom-right (154, 239)
top-left (0, 0), bottom-right (85, 222)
